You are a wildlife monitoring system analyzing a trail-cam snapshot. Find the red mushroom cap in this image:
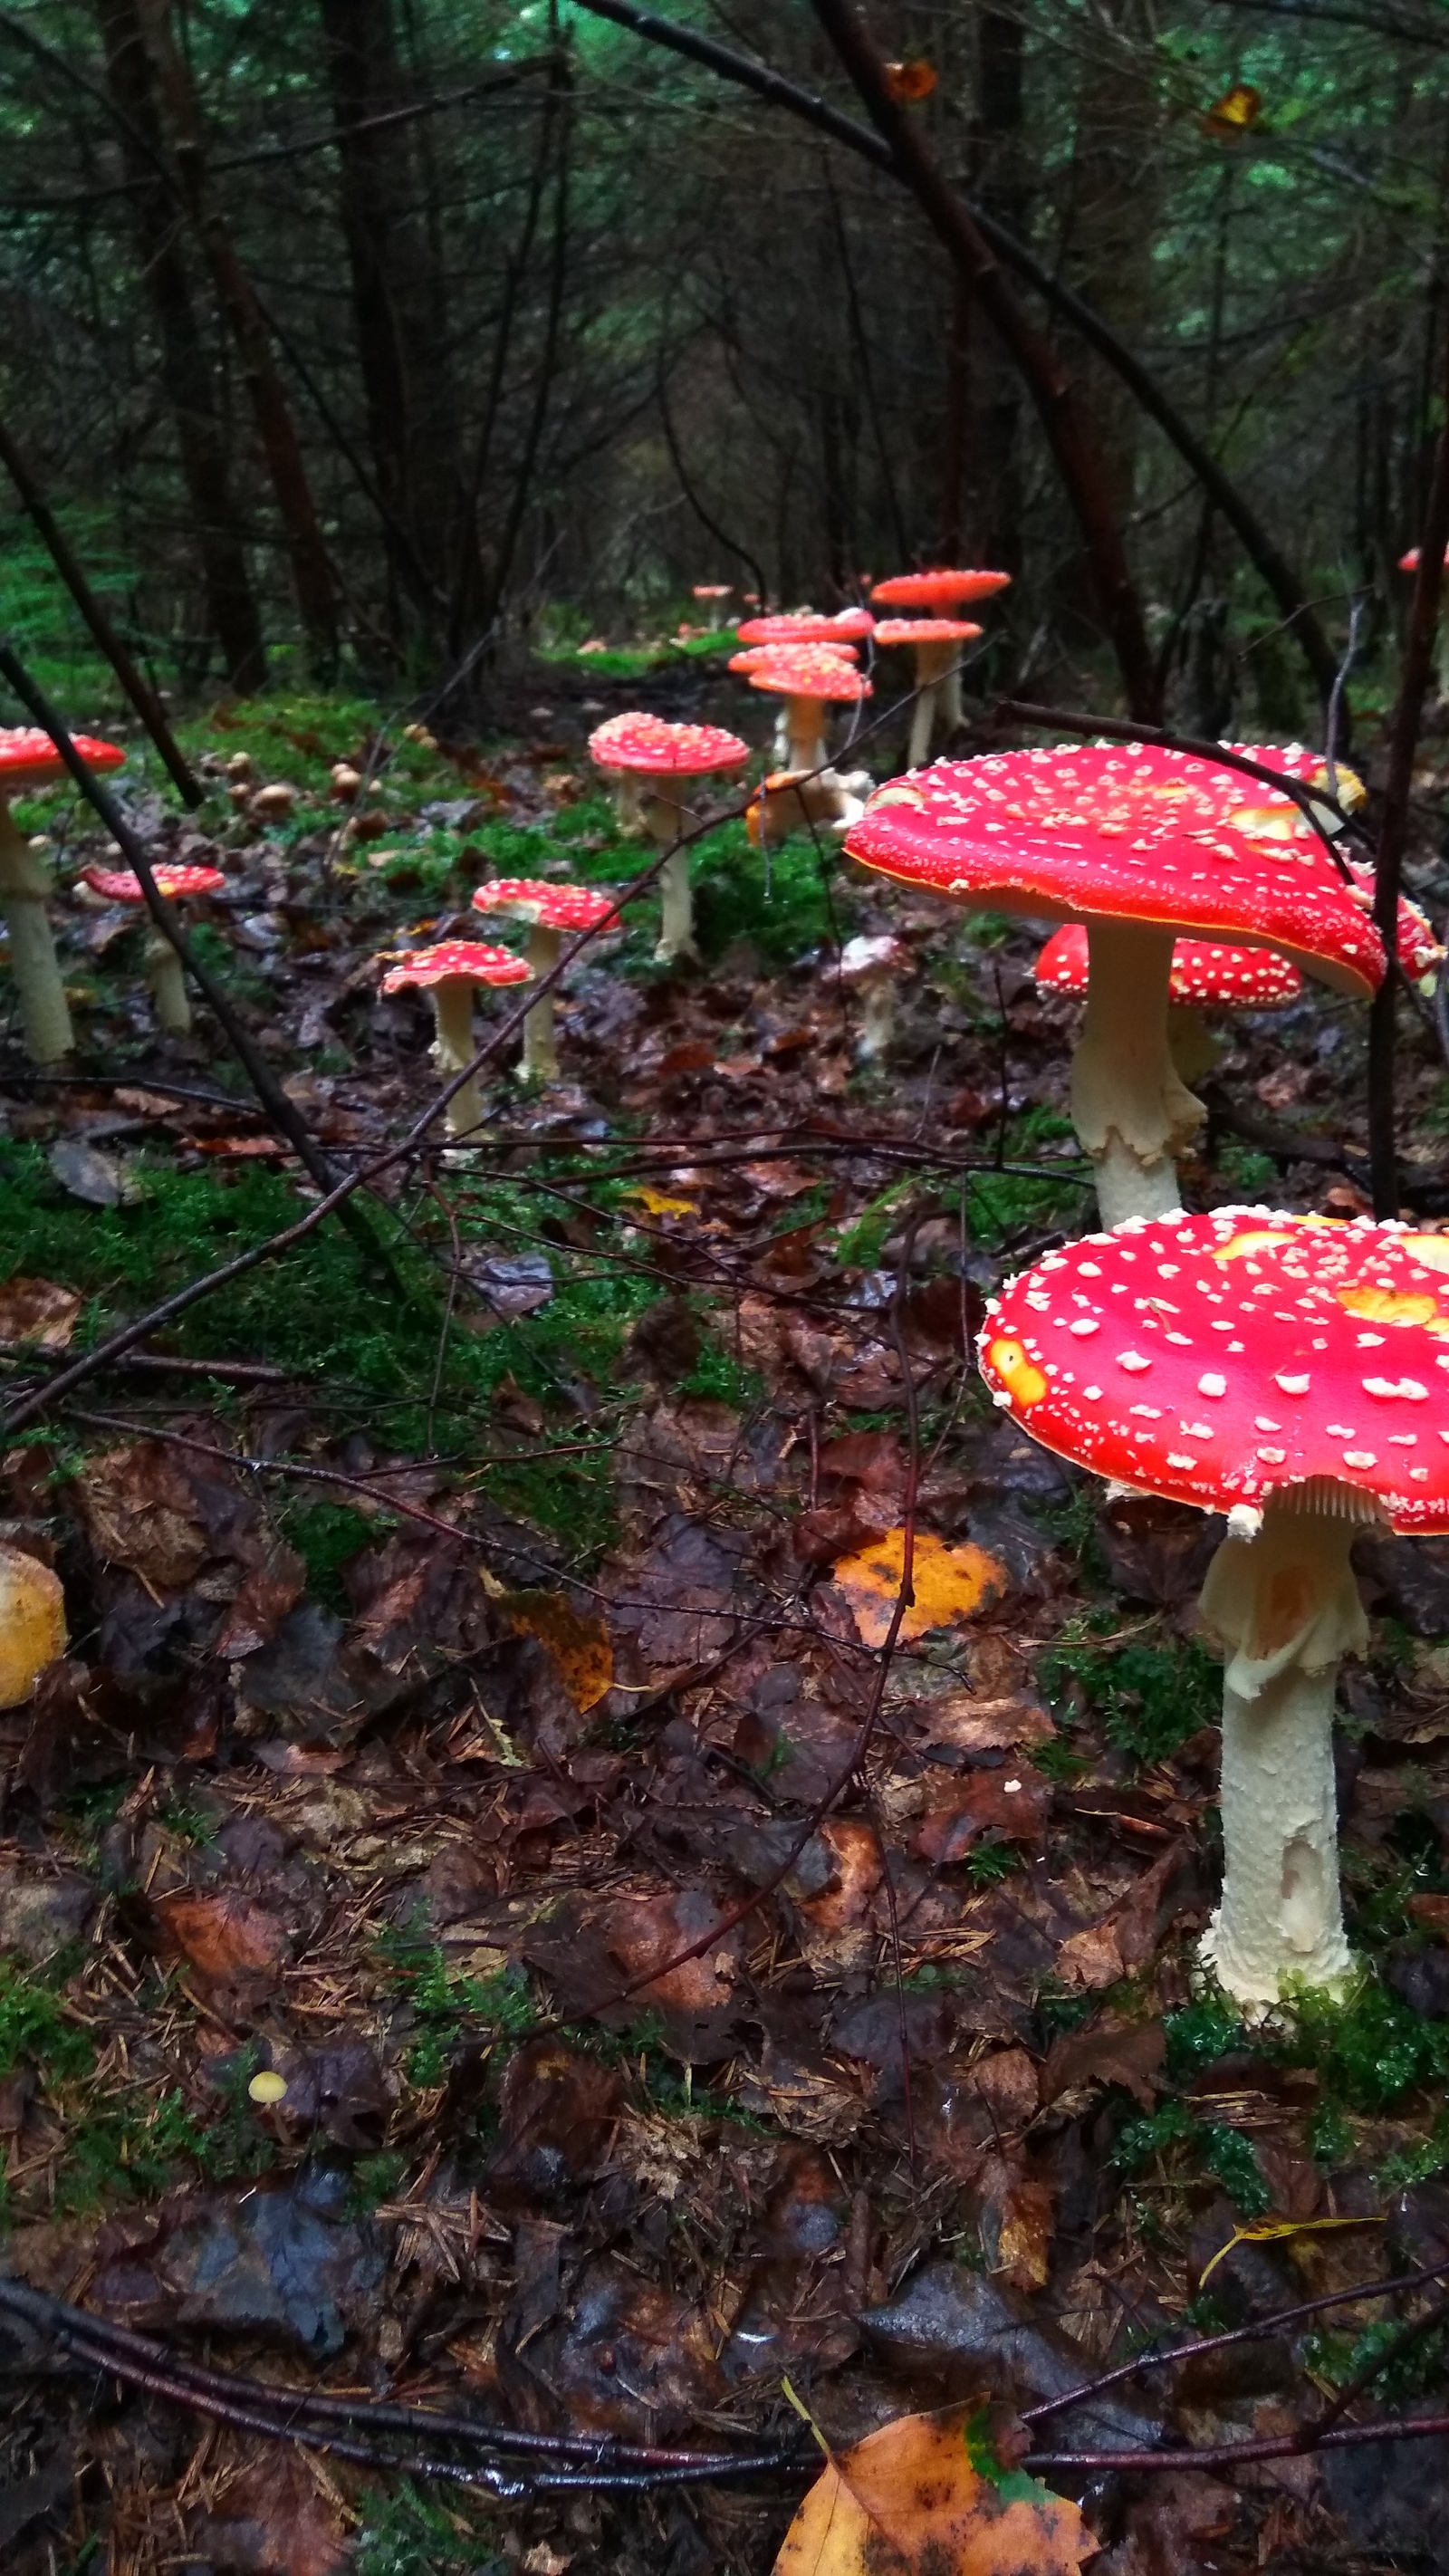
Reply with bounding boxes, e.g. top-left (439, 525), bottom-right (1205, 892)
top-left (81, 862), bottom-right (227, 903)
top-left (749, 649), bottom-right (871, 703)
top-left (691, 584), bottom-right (733, 599)
top-left (735, 610), bottom-right (875, 647)
top-left (870, 569), bottom-right (1011, 611)
top-left (729, 642), bottom-right (857, 673)
top-left (471, 878), bottom-right (619, 932)
top-left (0, 726), bottom-right (124, 786)
top-left (1343, 863), bottom-right (1444, 979)
top-left (872, 617), bottom-right (984, 647)
top-left (1034, 921), bottom-right (1302, 1009)
top-left (587, 712), bottom-right (750, 776)
top-left (978, 1208), bottom-right (1449, 1535)
top-left (845, 742), bottom-right (1385, 997)
top-left (1398, 547), bottom-right (1449, 572)
top-left (380, 940), bottom-right (533, 994)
